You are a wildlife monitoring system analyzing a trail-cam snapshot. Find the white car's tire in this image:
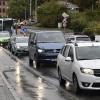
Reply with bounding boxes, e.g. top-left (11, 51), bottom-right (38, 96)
top-left (73, 75), bottom-right (80, 94)
top-left (58, 68), bottom-right (66, 87)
